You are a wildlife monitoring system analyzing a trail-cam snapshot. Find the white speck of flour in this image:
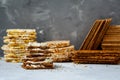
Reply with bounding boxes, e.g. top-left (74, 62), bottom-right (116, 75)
top-left (39, 30), bottom-right (44, 34)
